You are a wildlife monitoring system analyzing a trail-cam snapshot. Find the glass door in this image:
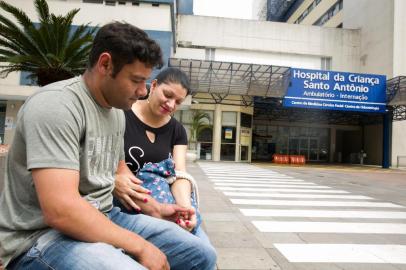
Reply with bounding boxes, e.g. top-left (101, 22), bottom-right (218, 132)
top-left (290, 137), bottom-right (319, 161)
top-left (309, 138), bottom-right (319, 161)
top-left (221, 112), bottom-right (237, 161)
top-left (299, 138), bottom-right (309, 157)
top-left (289, 138), bottom-right (299, 155)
